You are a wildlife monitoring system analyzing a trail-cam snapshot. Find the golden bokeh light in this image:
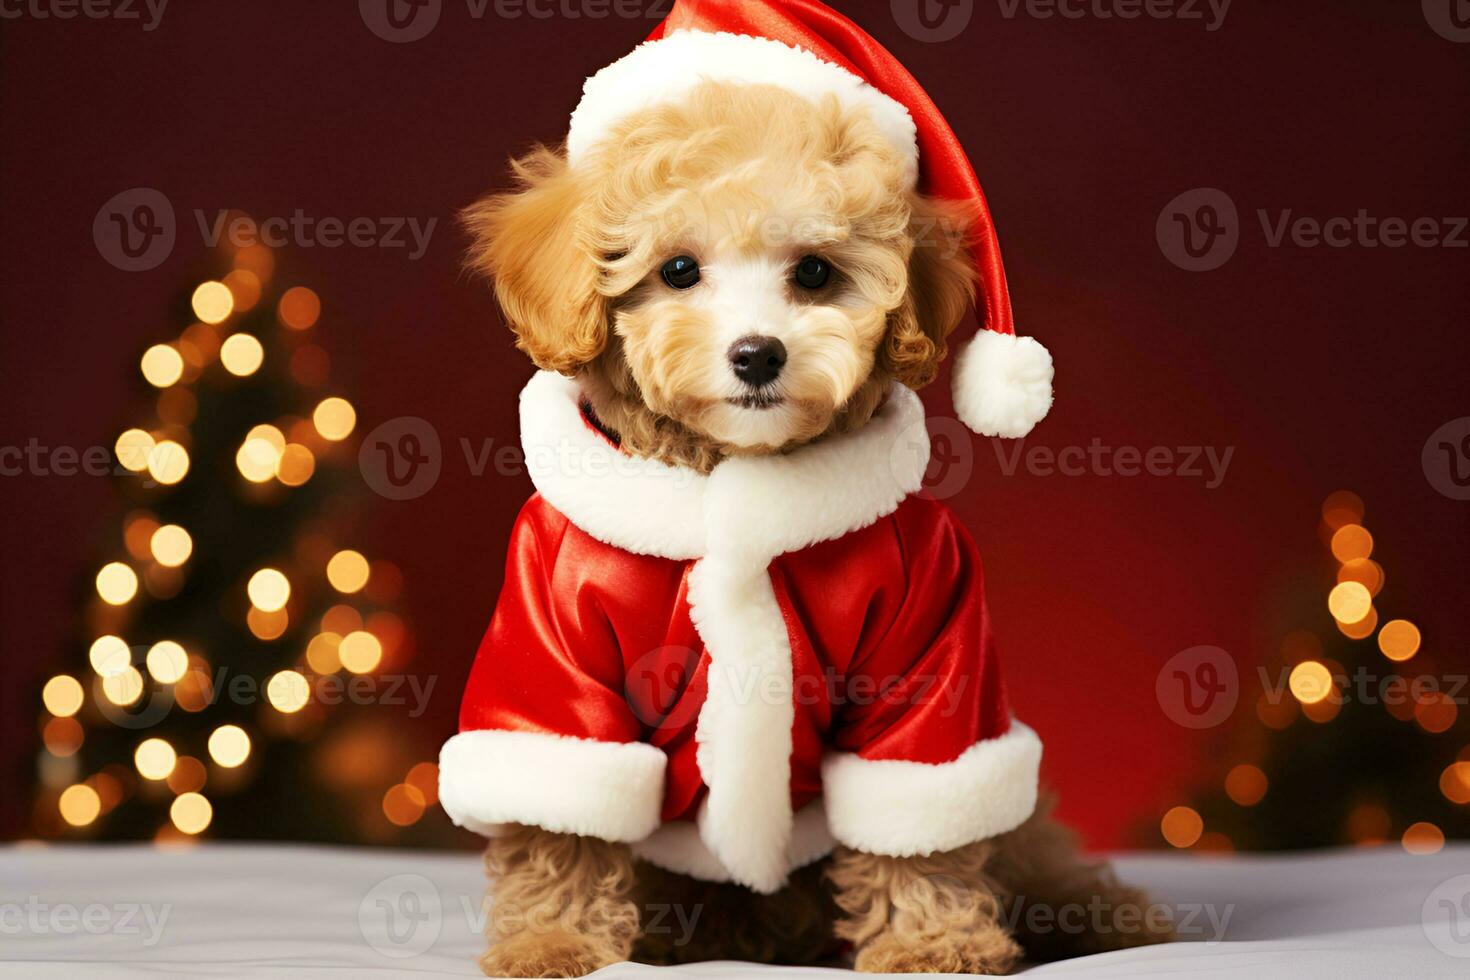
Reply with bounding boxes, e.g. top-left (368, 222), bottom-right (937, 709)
top-left (59, 784), bottom-right (102, 828)
top-left (167, 756), bottom-right (208, 795)
top-left (1320, 490), bottom-right (1364, 530)
top-left (1225, 764), bottom-right (1268, 806)
top-left (170, 792), bottom-right (213, 835)
top-left (42, 675), bottom-right (85, 718)
top-left (191, 281), bottom-right (235, 324)
top-left (247, 423), bottom-right (286, 451)
top-left (247, 568), bottom-right (291, 612)
top-left (382, 784), bottom-right (427, 827)
top-left (1327, 581), bottom-right (1372, 624)
top-left (223, 268), bottom-right (262, 311)
top-left (1416, 694), bottom-right (1458, 735)
top-left (405, 762), bottom-right (439, 807)
top-left (89, 635), bottom-right (131, 677)
top-left (1288, 661), bottom-right (1334, 705)
top-left (1329, 524), bottom-right (1373, 563)
top-left (266, 670), bottom-right (310, 713)
top-left (140, 344), bottom-right (184, 388)
top-left (43, 716), bottom-right (84, 757)
top-left (312, 397), bottom-right (356, 441)
top-left (339, 630), bottom-right (383, 674)
top-left (1302, 695), bottom-right (1342, 723)
top-left (150, 524), bottom-right (193, 567)
top-left (1161, 806), bottom-right (1204, 848)
top-left (146, 439), bottom-right (190, 485)
top-left (115, 428), bottom-right (156, 473)
top-left (96, 562), bottom-right (138, 605)
top-left (321, 604), bottom-right (363, 635)
top-left (220, 333), bottom-right (264, 377)
top-left (326, 550), bottom-right (371, 594)
top-left (247, 606), bottom-right (290, 641)
top-left (275, 444), bottom-right (316, 486)
top-left (1440, 762), bottom-right (1470, 805)
top-left (101, 665), bottom-right (145, 706)
top-left (145, 641), bottom-right (188, 684)
top-left (1335, 559), bottom-right (1384, 597)
top-left (1402, 821), bottom-right (1444, 855)
top-left (1377, 620), bottom-right (1421, 662)
top-left (305, 632), bottom-right (342, 674)
top-left (208, 725), bottom-right (251, 768)
top-left (278, 286), bottom-right (321, 330)
top-left (134, 737), bottom-right (177, 780)
top-left (235, 437), bottom-right (283, 483)
top-left (1336, 605), bottom-right (1378, 640)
